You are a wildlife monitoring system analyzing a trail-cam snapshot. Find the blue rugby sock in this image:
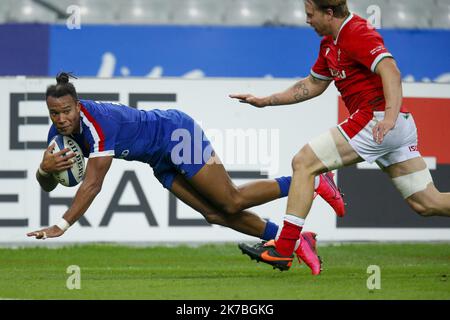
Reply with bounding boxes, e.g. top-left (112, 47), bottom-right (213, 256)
top-left (261, 220), bottom-right (279, 241)
top-left (275, 176), bottom-right (292, 198)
